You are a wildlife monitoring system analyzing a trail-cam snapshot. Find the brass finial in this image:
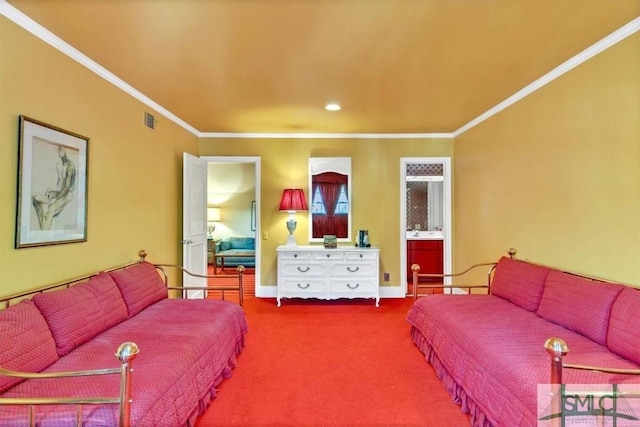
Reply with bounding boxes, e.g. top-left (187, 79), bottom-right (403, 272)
top-left (115, 342), bottom-right (140, 363)
top-left (544, 337), bottom-right (569, 358)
